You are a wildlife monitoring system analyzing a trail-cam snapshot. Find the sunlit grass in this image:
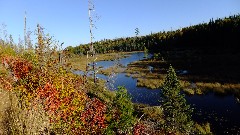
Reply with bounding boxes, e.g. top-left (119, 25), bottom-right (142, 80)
top-left (137, 78), bottom-right (164, 89)
top-left (98, 66), bottom-right (125, 76)
top-left (125, 59), bottom-right (166, 89)
top-left (68, 52), bottom-right (133, 71)
top-left (194, 122), bottom-right (212, 134)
